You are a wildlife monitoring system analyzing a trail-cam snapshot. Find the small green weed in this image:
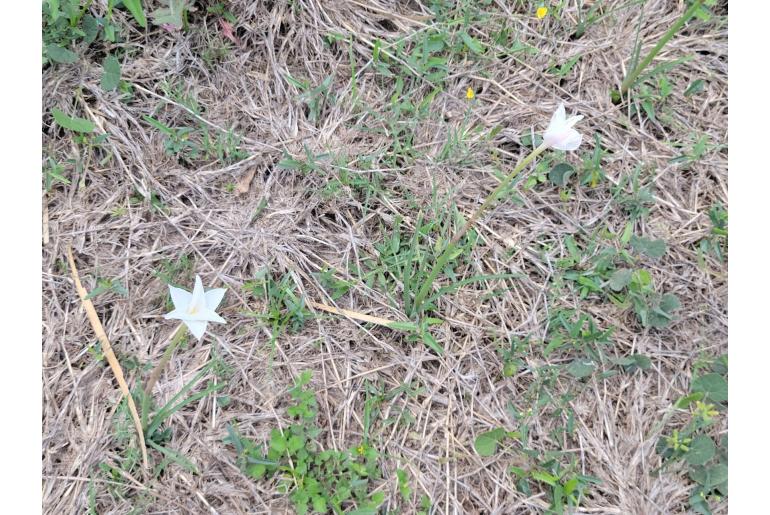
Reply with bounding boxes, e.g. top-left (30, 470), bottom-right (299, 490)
top-left (698, 203), bottom-right (727, 263)
top-left (106, 358), bottom-right (226, 500)
top-left (44, 158), bottom-right (71, 190)
top-left (226, 372), bottom-right (384, 514)
top-left (612, 166), bottom-right (656, 221)
top-left (655, 355), bottom-right (727, 514)
top-left (143, 115), bottom-right (247, 165)
top-left (244, 269), bottom-right (313, 344)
